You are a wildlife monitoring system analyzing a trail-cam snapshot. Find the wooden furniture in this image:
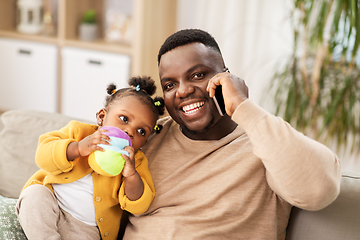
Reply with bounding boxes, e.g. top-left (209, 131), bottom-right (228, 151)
top-left (0, 0), bottom-right (177, 113)
top-left (0, 38), bottom-right (58, 113)
top-left (61, 47), bottom-right (131, 121)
